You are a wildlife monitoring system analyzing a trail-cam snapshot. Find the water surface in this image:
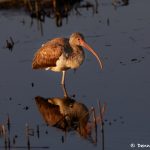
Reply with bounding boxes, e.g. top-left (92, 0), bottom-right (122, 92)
top-left (0, 0), bottom-right (150, 149)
